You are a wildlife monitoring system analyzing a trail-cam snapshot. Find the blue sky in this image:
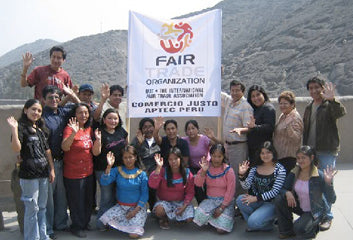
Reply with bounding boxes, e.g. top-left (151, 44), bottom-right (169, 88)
top-left (0, 0), bottom-right (221, 56)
